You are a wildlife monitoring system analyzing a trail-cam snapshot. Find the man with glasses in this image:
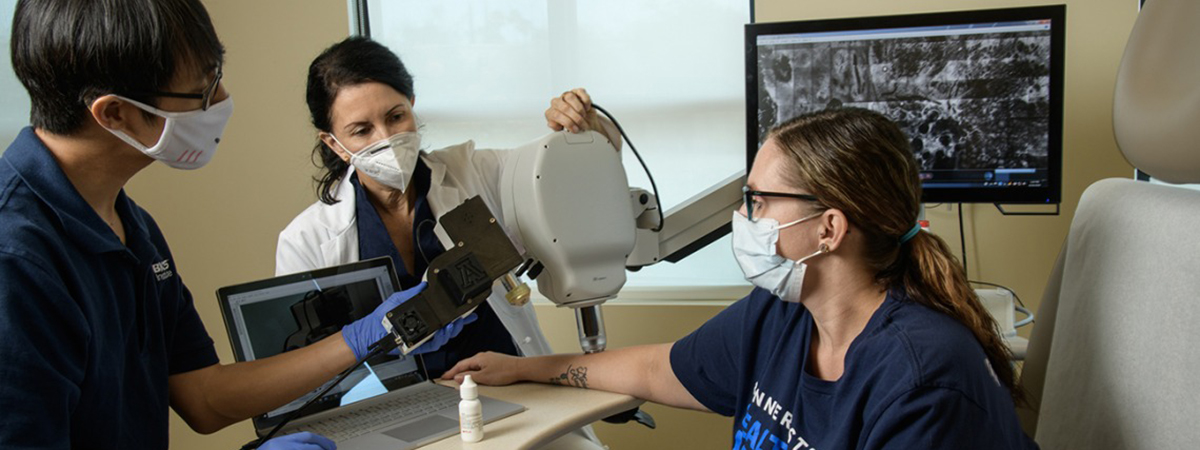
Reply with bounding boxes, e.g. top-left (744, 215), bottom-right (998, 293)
top-left (135, 65), bottom-right (225, 111)
top-left (0, 1), bottom-right (380, 448)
